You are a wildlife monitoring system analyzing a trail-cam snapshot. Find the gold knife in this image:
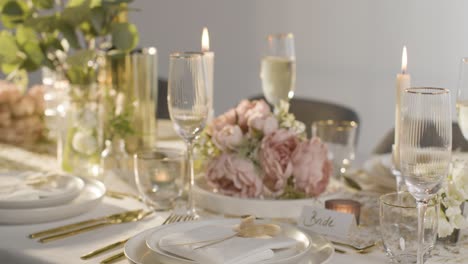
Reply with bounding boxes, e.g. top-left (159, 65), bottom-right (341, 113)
top-left (80, 238), bottom-right (129, 259)
top-left (29, 209), bottom-right (143, 239)
top-left (100, 252), bottom-right (125, 264)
